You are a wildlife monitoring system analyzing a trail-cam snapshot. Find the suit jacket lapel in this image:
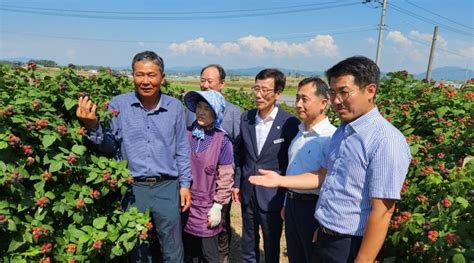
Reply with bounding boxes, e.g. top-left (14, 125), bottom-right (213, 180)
top-left (258, 108), bottom-right (284, 158)
top-left (246, 110), bottom-right (259, 159)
